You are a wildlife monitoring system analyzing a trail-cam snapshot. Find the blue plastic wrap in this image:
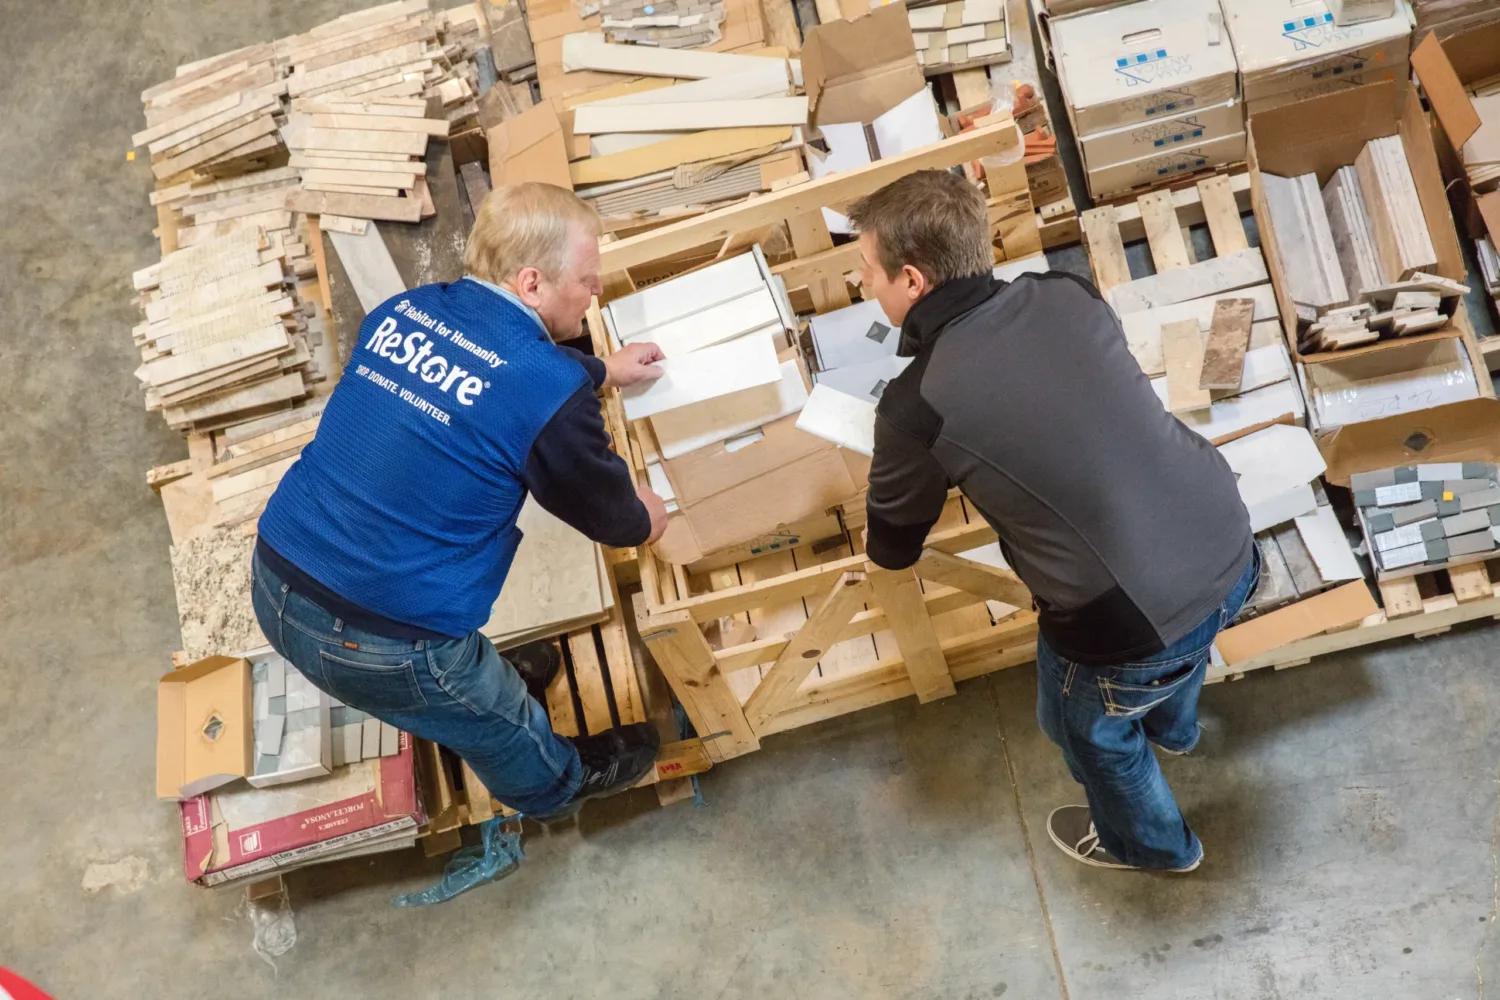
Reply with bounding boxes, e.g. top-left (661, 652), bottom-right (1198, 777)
top-left (392, 817), bottom-right (525, 907)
